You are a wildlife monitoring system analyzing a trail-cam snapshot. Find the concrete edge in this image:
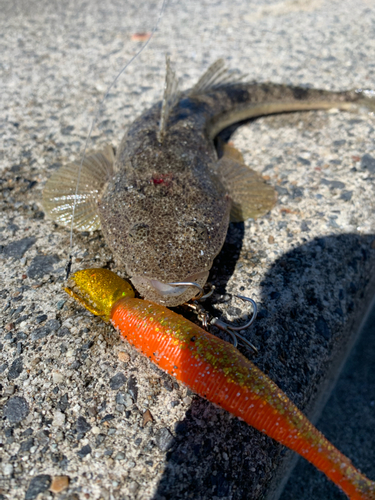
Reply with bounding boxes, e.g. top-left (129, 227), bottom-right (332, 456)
top-left (264, 274), bottom-right (375, 500)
